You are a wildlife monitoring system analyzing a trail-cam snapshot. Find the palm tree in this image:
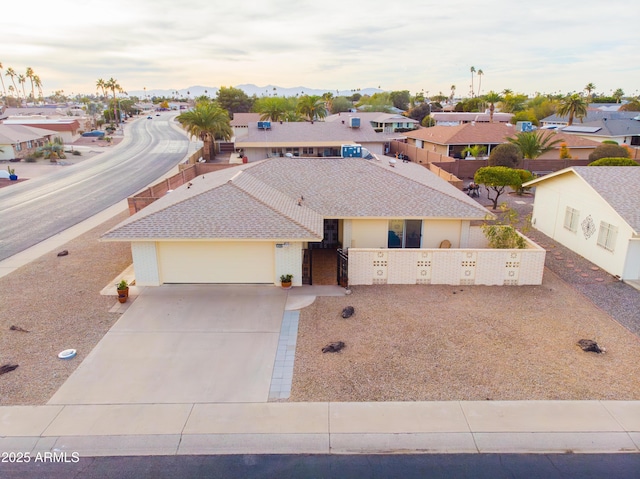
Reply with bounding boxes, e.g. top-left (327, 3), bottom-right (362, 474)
top-left (6, 67), bottom-right (19, 105)
top-left (33, 75), bottom-right (43, 102)
top-left (18, 74), bottom-right (27, 104)
top-left (96, 78), bottom-right (107, 99)
top-left (584, 82), bottom-right (596, 102)
top-left (507, 131), bottom-right (563, 159)
top-left (470, 66), bottom-right (476, 97)
top-left (104, 78), bottom-right (123, 124)
top-left (297, 95), bottom-right (327, 122)
top-left (476, 69), bottom-right (483, 96)
top-left (25, 67), bottom-right (35, 103)
top-left (450, 84), bottom-right (456, 101)
top-left (255, 97), bottom-right (288, 122)
top-left (0, 61), bottom-right (6, 100)
top-left (483, 91), bottom-right (503, 122)
top-left (612, 88), bottom-right (624, 103)
top-left (176, 101), bottom-right (232, 162)
top-left (461, 145), bottom-right (487, 158)
top-left (556, 93), bottom-right (588, 125)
